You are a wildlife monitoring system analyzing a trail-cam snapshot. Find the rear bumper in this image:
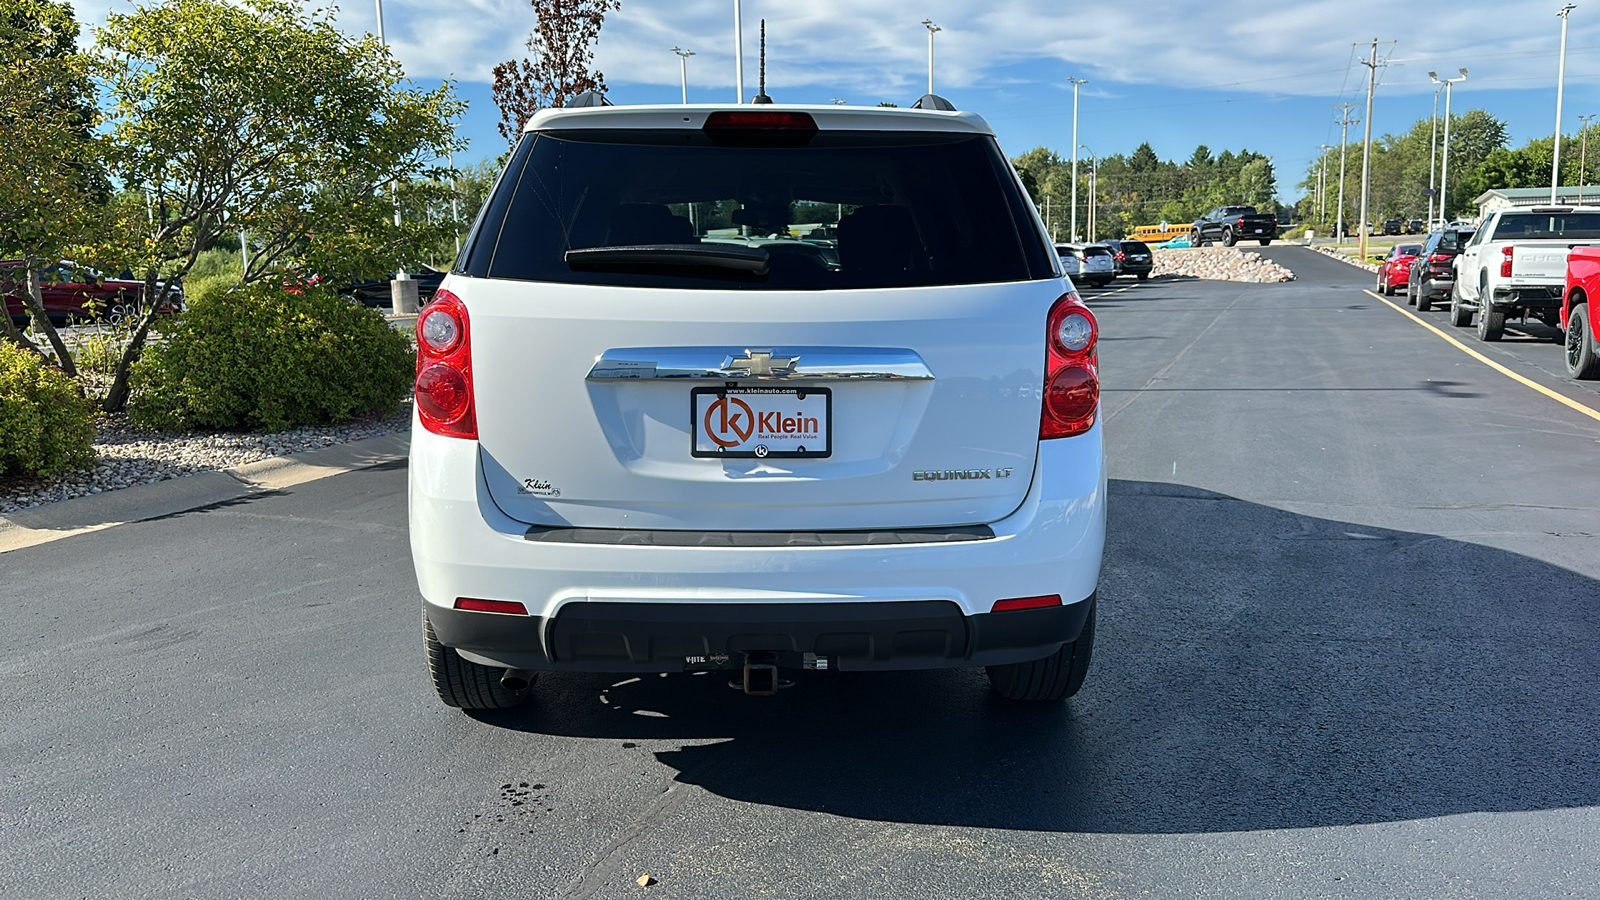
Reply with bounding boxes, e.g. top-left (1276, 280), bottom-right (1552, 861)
top-left (1491, 285), bottom-right (1563, 311)
top-left (427, 593), bottom-right (1095, 672)
top-left (410, 413), bottom-right (1106, 673)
